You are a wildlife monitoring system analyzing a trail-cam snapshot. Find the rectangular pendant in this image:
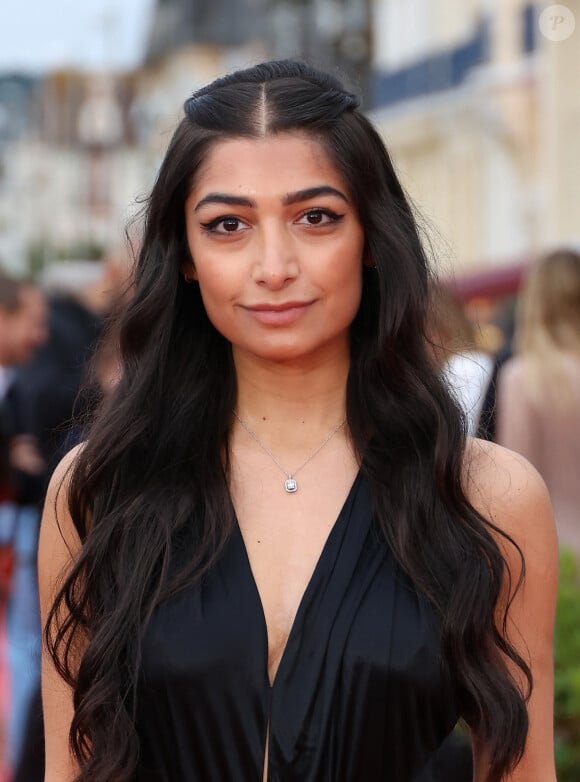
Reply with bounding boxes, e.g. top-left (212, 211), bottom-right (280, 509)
top-left (284, 477), bottom-right (298, 493)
